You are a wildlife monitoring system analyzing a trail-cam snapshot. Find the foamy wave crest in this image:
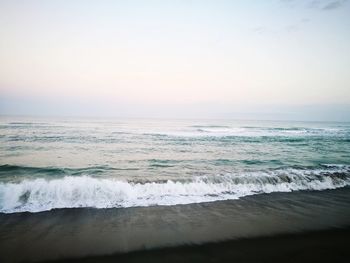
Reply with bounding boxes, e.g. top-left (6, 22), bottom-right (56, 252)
top-left (1, 166), bottom-right (349, 213)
